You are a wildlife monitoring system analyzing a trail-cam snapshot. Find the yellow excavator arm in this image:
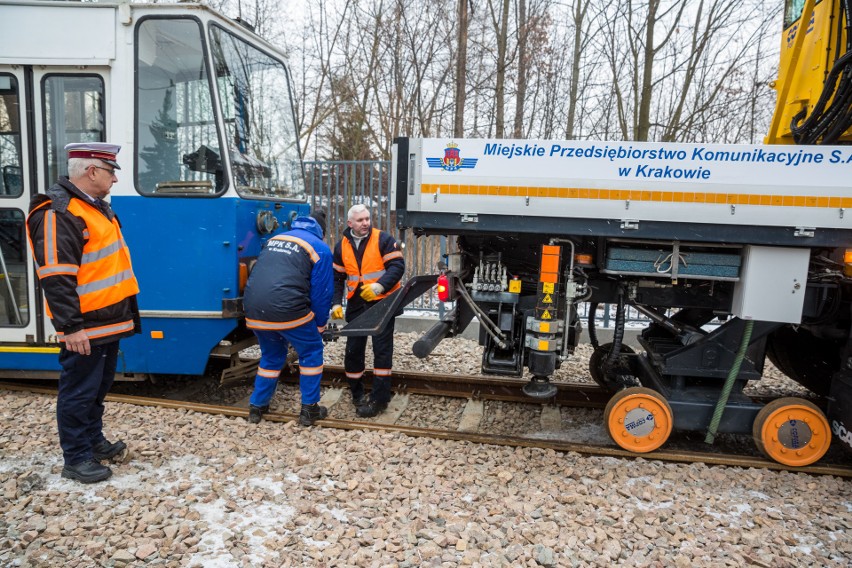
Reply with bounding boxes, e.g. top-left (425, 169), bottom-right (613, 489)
top-left (767, 0), bottom-right (852, 144)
